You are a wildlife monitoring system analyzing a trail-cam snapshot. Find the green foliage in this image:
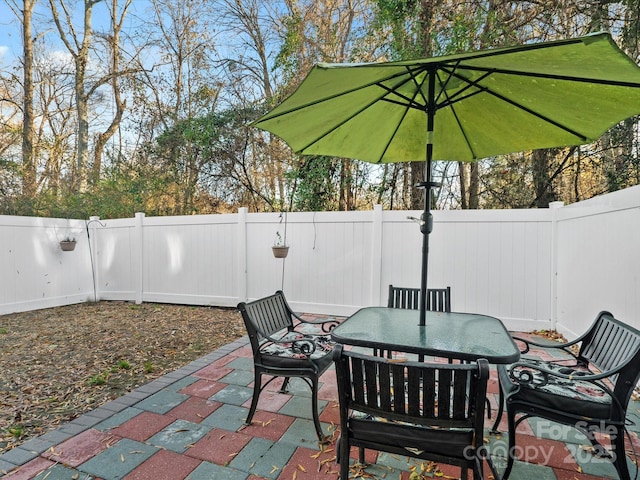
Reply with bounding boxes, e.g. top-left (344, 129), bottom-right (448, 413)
top-left (144, 361), bottom-right (154, 373)
top-left (478, 155), bottom-right (537, 209)
top-left (117, 360), bottom-right (131, 370)
top-left (149, 105), bottom-right (261, 214)
top-left (373, 0), bottom-right (425, 59)
top-left (1, 1), bottom-right (639, 214)
top-left (289, 156), bottom-right (340, 211)
top-left (87, 373), bottom-right (108, 386)
top-left (7, 424), bottom-right (23, 439)
top-left (274, 11), bottom-right (304, 83)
